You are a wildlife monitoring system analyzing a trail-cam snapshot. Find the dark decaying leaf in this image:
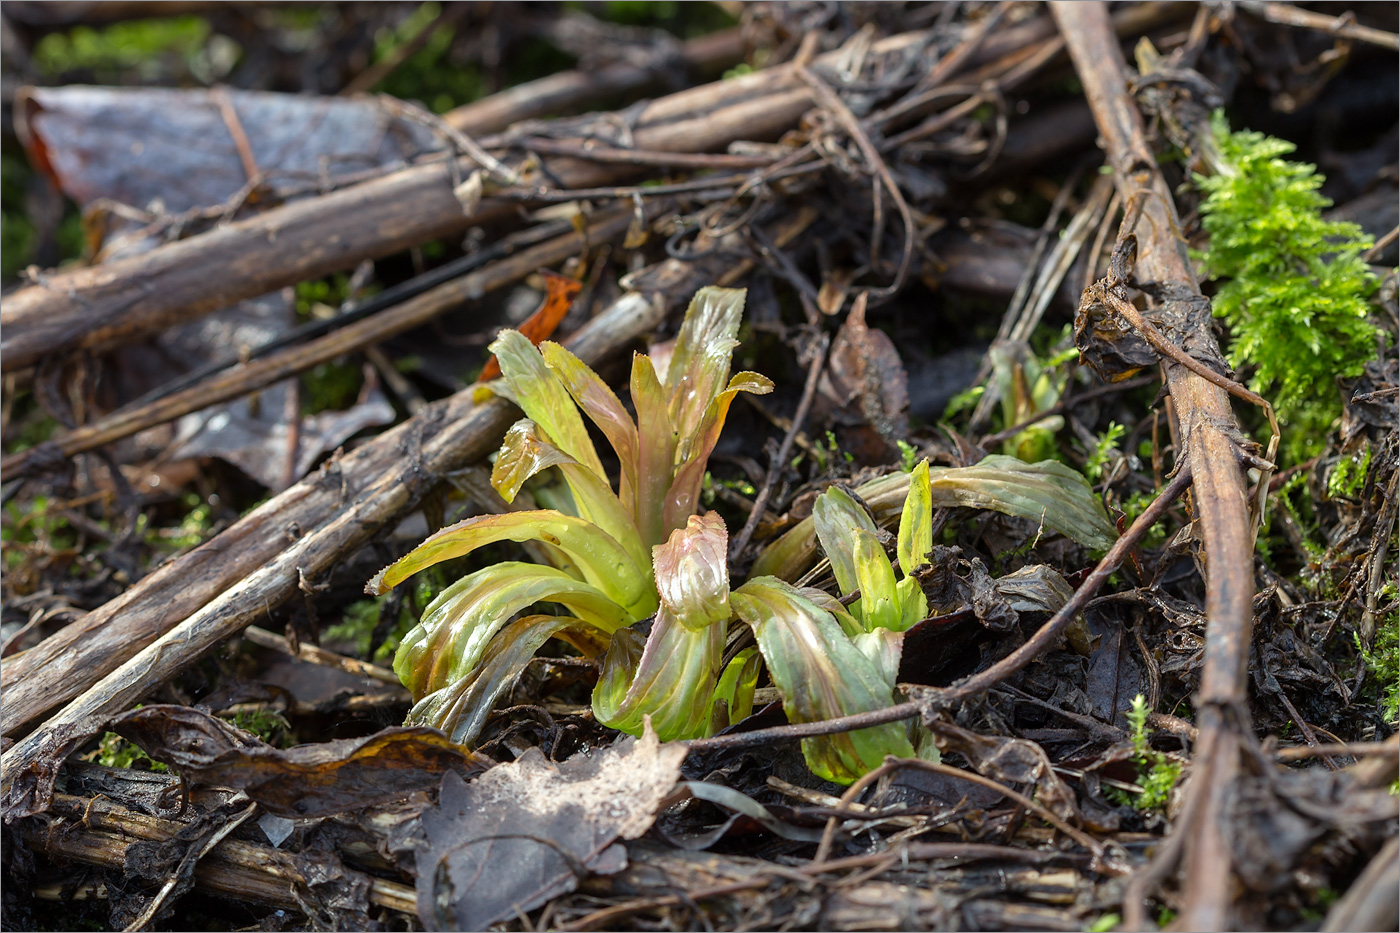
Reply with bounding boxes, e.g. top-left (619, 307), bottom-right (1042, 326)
top-left (817, 293), bottom-right (911, 460)
top-left (16, 86), bottom-right (440, 216)
top-left (919, 718), bottom-right (1081, 823)
top-left (404, 726), bottom-right (686, 931)
top-left (169, 375), bottom-right (395, 489)
top-left (110, 705), bottom-right (488, 818)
